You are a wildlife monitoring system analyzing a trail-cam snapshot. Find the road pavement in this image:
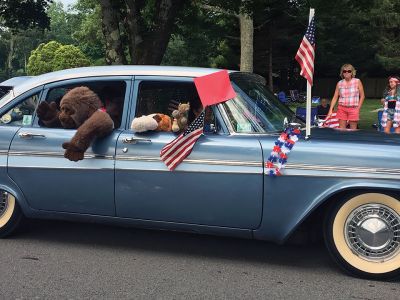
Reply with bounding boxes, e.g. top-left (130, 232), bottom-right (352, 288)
top-left (0, 220), bottom-right (398, 299)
